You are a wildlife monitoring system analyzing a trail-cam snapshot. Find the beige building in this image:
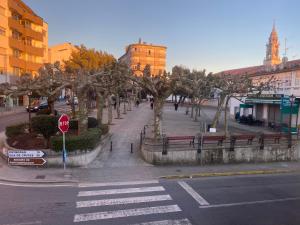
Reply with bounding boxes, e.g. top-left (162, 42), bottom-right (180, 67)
top-left (0, 0), bottom-right (48, 79)
top-left (48, 42), bottom-right (77, 67)
top-left (119, 39), bottom-right (167, 76)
